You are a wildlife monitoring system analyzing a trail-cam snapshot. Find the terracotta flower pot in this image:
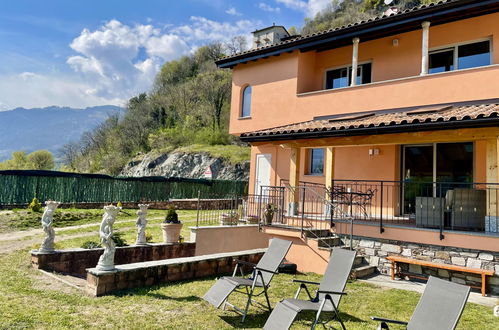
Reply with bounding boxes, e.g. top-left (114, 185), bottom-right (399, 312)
top-left (161, 223), bottom-right (183, 243)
